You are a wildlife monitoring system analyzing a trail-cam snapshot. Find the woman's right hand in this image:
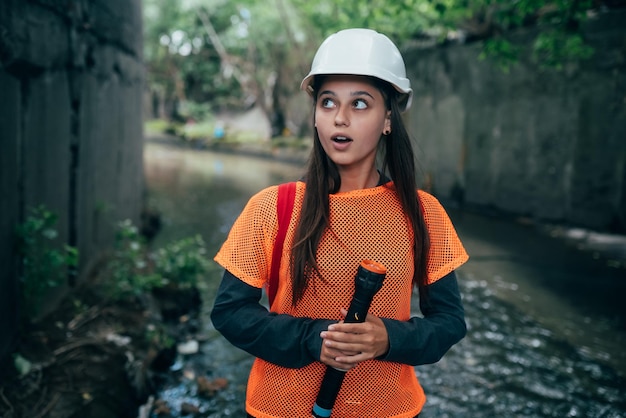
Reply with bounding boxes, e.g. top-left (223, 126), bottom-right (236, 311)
top-left (319, 309), bottom-right (390, 370)
top-left (319, 326), bottom-right (360, 371)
